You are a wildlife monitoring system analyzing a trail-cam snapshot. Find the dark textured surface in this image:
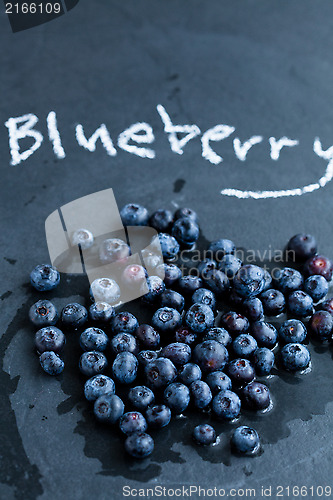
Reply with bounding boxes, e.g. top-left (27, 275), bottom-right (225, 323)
top-left (1, 1), bottom-right (333, 499)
